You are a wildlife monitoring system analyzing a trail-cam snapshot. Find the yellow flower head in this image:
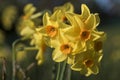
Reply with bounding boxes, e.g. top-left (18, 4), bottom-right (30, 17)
top-left (52, 29), bottom-right (77, 62)
top-left (71, 49), bottom-right (103, 76)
